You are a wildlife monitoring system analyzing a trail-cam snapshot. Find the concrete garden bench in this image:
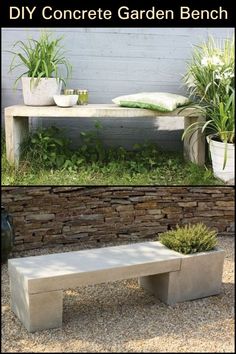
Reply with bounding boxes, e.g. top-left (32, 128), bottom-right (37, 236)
top-left (8, 241), bottom-right (224, 332)
top-left (4, 104), bottom-right (205, 166)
